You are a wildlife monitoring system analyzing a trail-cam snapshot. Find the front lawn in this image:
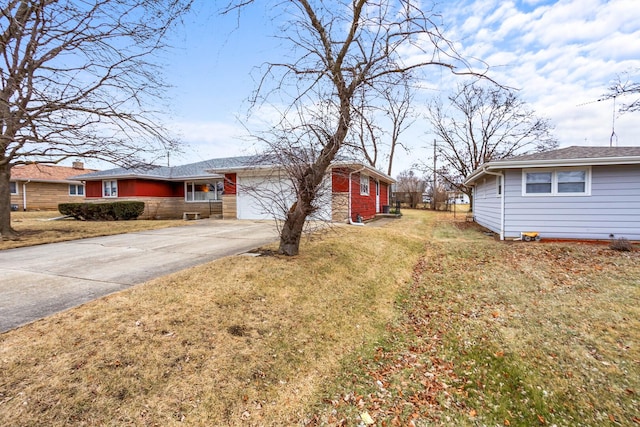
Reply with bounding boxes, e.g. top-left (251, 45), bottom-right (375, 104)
top-left (1, 210), bottom-right (638, 426)
top-left (1, 211), bottom-right (188, 250)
